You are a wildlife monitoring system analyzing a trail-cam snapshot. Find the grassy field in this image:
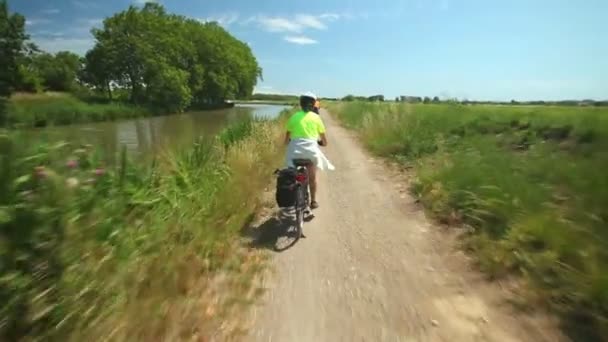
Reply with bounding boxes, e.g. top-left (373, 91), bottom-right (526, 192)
top-left (0, 112), bottom-right (287, 340)
top-left (329, 101), bottom-right (608, 340)
top-left (5, 93), bottom-right (148, 128)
